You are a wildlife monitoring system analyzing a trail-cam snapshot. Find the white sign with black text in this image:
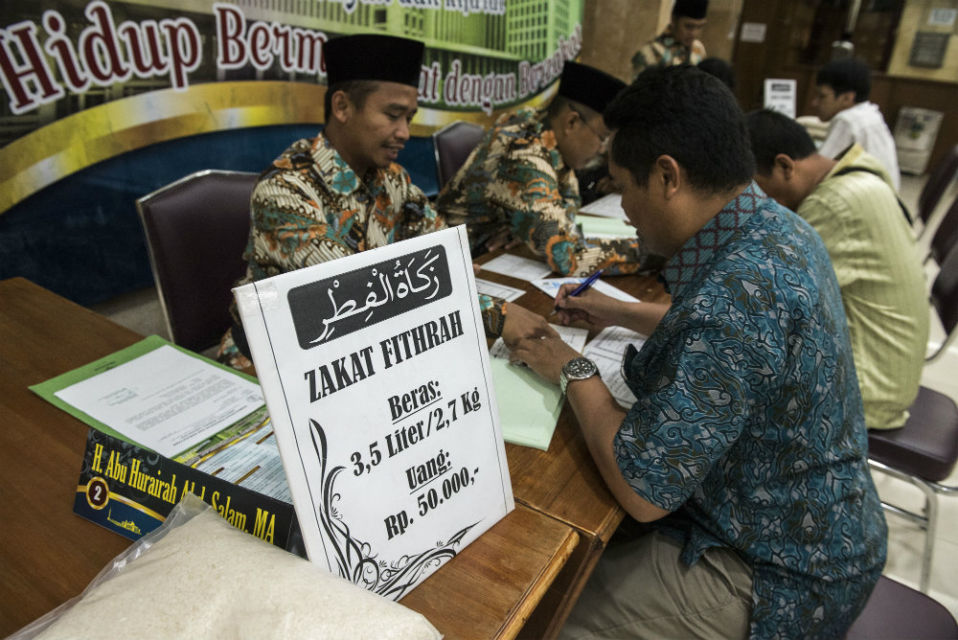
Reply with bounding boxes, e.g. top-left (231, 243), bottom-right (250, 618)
top-left (234, 227), bottom-right (513, 600)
